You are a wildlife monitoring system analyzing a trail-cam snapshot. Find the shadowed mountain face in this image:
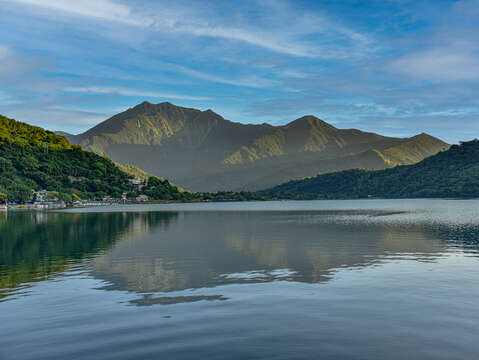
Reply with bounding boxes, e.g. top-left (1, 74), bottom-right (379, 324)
top-left (64, 102), bottom-right (449, 191)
